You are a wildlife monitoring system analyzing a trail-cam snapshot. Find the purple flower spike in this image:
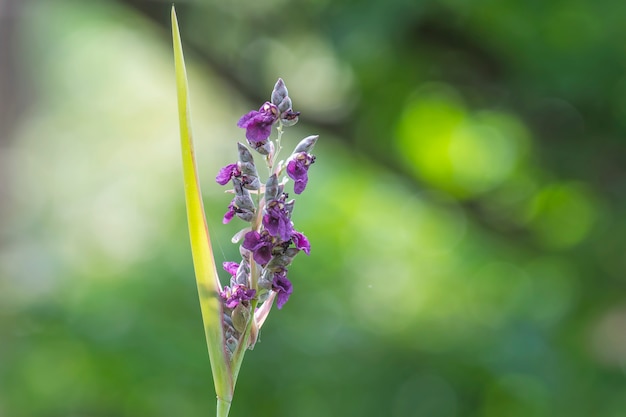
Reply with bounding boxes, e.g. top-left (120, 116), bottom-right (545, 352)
top-left (286, 152), bottom-right (315, 194)
top-left (272, 272), bottom-right (293, 309)
top-left (291, 231), bottom-right (311, 255)
top-left (242, 231), bottom-right (274, 265)
top-left (221, 284), bottom-right (256, 309)
top-left (216, 163), bottom-right (240, 185)
top-left (214, 79), bottom-right (318, 320)
top-left (237, 102), bottom-right (279, 143)
top-left (263, 200), bottom-right (294, 242)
